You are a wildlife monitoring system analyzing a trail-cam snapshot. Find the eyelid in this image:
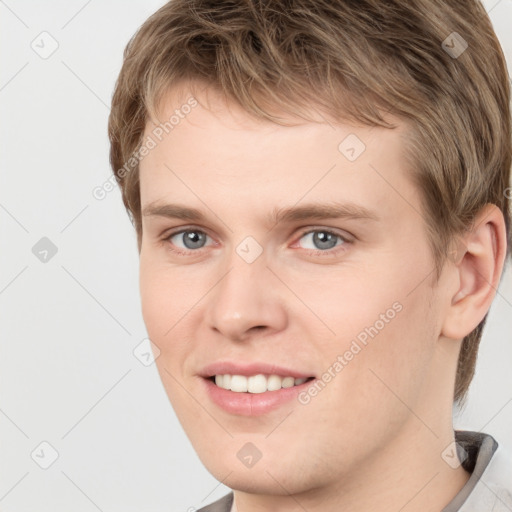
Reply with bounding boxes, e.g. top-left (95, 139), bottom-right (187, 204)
top-left (162, 224), bottom-right (212, 239)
